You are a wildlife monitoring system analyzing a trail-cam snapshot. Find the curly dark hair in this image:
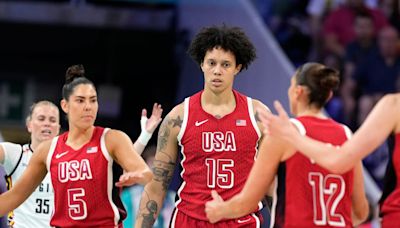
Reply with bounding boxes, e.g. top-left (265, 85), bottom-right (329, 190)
top-left (187, 24), bottom-right (256, 72)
